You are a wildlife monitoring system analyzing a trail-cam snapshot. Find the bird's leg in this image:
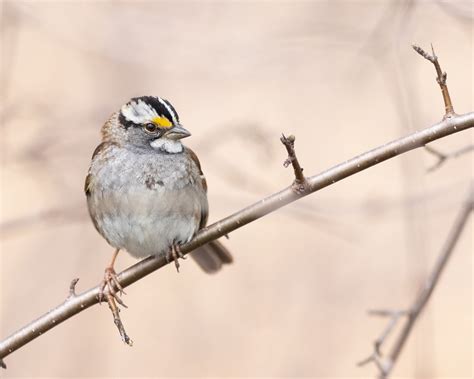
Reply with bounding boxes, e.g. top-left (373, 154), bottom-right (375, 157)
top-left (99, 248), bottom-right (127, 307)
top-left (167, 243), bottom-right (186, 273)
